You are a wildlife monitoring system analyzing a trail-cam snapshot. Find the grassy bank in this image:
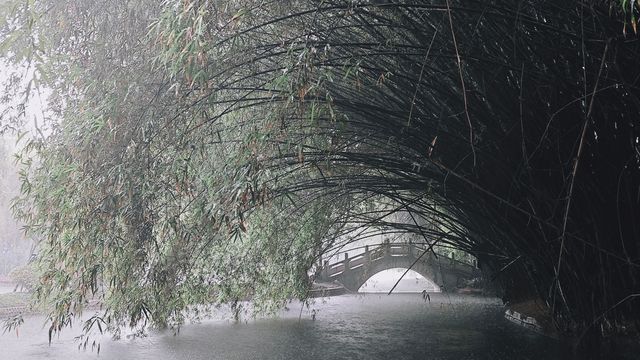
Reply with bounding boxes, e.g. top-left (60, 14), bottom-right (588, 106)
top-left (0, 292), bottom-right (30, 309)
